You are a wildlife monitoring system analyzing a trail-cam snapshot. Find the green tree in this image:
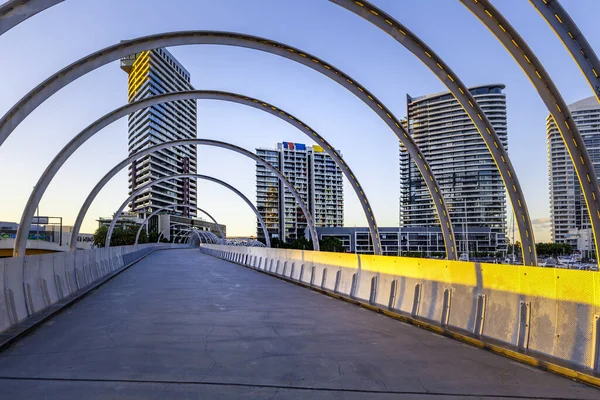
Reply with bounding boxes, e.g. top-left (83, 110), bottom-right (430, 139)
top-left (270, 237), bottom-right (287, 249)
top-left (535, 242), bottom-right (572, 257)
top-left (148, 230), bottom-right (163, 243)
top-left (93, 225), bottom-right (108, 247)
top-left (93, 224), bottom-right (142, 247)
top-left (320, 237), bottom-right (345, 253)
top-left (290, 237), bottom-right (313, 250)
top-left (137, 229), bottom-right (148, 244)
